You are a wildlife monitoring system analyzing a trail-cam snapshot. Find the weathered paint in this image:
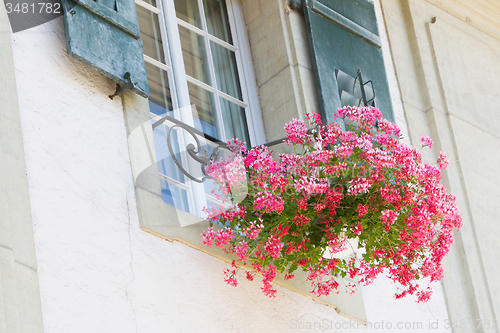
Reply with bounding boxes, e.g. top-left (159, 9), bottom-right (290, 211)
top-left (61, 0), bottom-right (149, 97)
